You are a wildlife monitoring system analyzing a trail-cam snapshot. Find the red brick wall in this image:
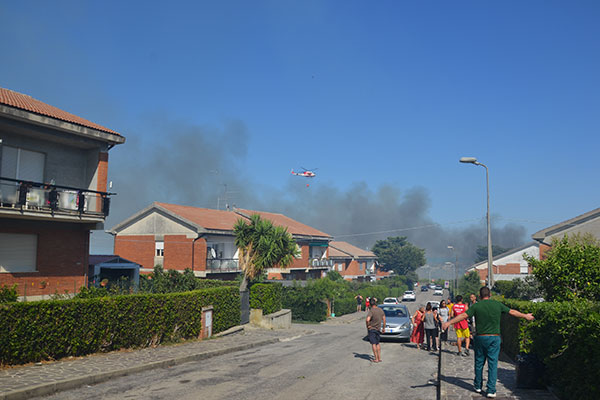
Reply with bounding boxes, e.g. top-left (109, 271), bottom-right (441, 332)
top-left (114, 235), bottom-right (155, 269)
top-left (193, 238), bottom-right (207, 272)
top-left (288, 244), bottom-right (309, 269)
top-left (164, 235), bottom-right (193, 271)
top-left (539, 243), bottom-right (551, 259)
top-left (97, 152), bottom-right (108, 193)
top-left (0, 219), bottom-right (89, 297)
